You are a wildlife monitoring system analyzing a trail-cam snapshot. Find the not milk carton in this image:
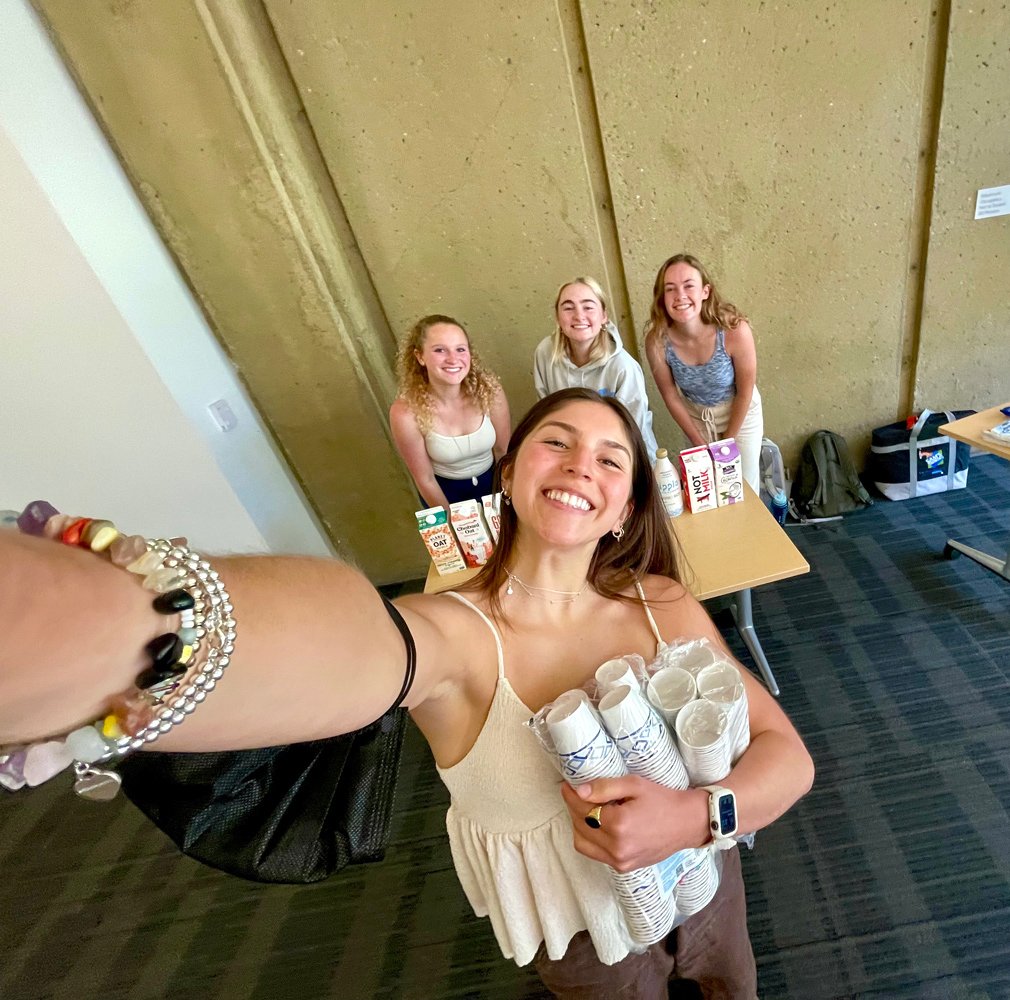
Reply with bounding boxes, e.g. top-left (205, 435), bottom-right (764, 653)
top-left (679, 446), bottom-right (718, 513)
top-left (708, 438), bottom-right (745, 506)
